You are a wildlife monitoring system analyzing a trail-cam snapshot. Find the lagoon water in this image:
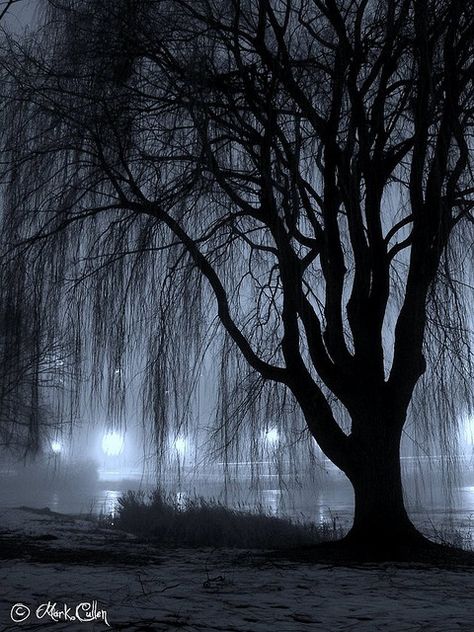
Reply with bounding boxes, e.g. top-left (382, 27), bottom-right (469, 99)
top-left (1, 457), bottom-right (474, 547)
